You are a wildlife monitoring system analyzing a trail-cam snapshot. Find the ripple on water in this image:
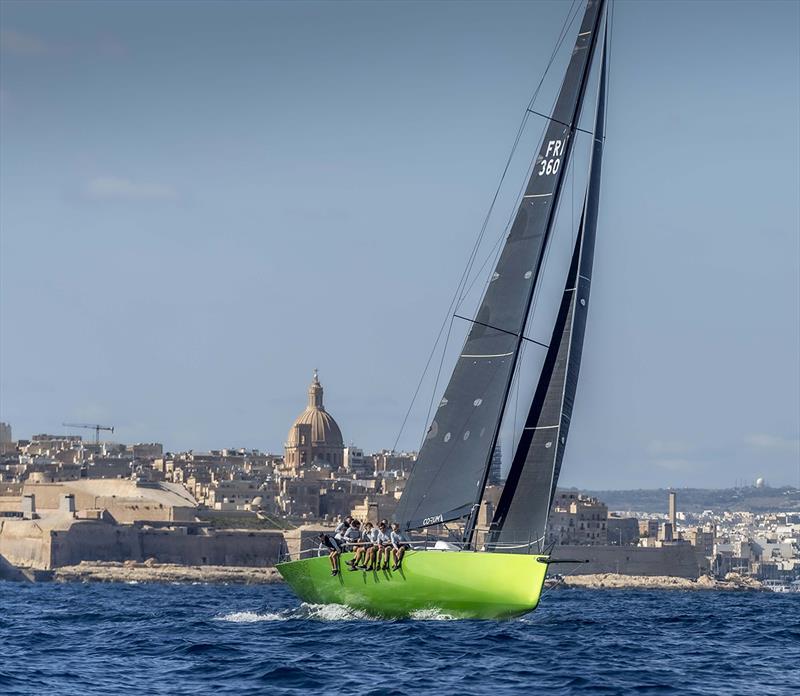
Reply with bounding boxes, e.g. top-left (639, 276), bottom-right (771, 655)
top-left (216, 603), bottom-right (376, 623)
top-left (1, 583), bottom-right (798, 696)
top-left (217, 603), bottom-right (462, 623)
